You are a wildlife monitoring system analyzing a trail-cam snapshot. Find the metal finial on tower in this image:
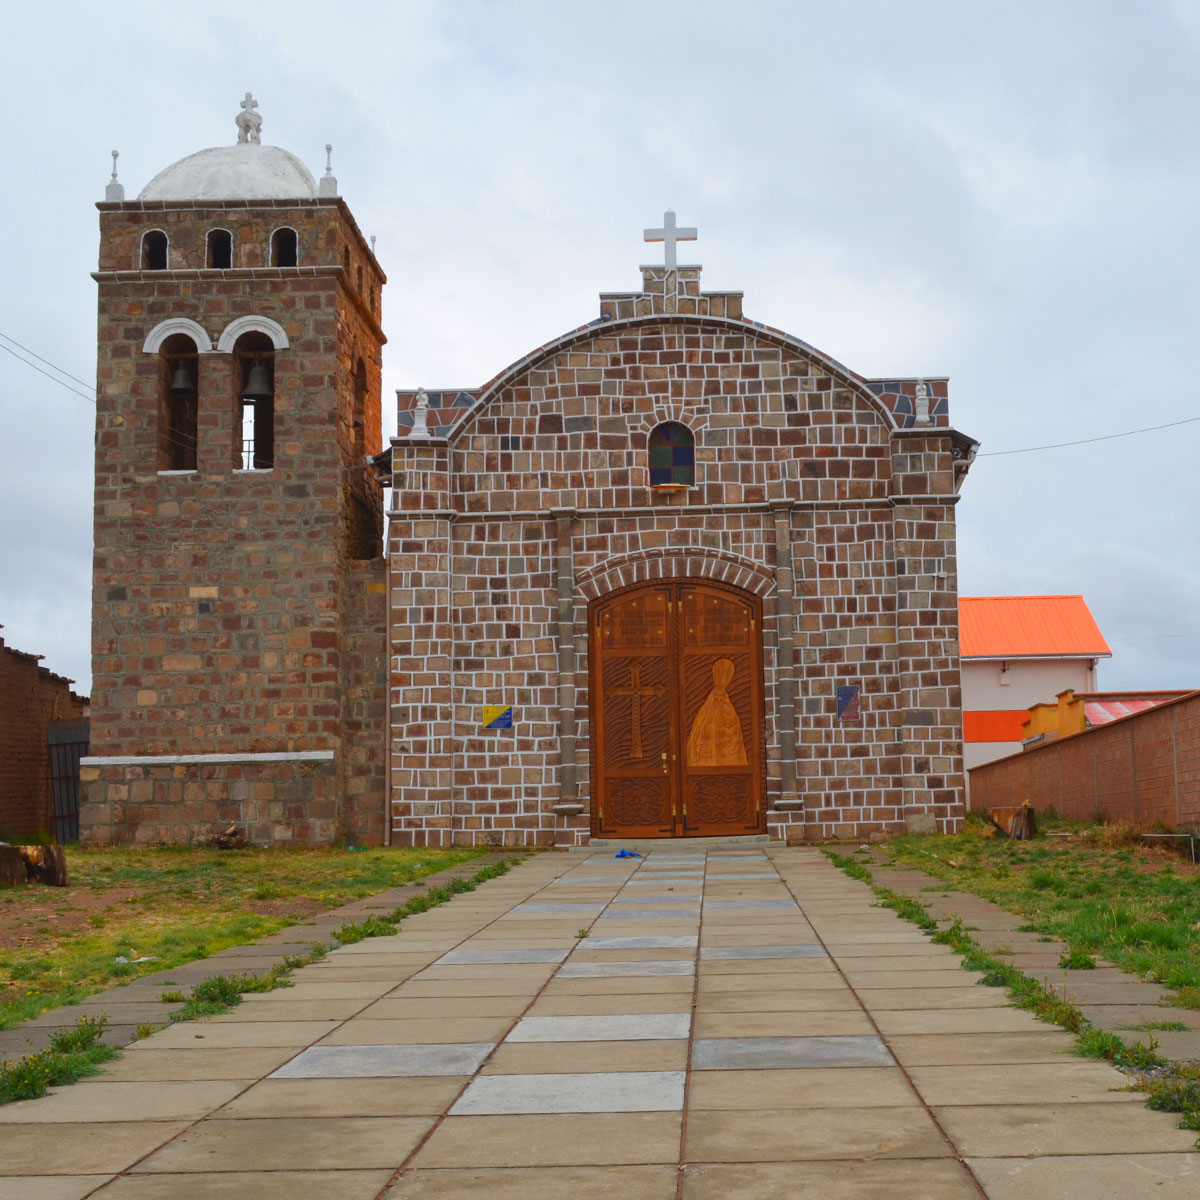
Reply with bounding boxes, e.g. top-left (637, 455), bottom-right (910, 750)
top-left (409, 388), bottom-right (431, 439)
top-left (319, 142), bottom-right (339, 197)
top-left (105, 149), bottom-right (125, 201)
top-left (236, 92), bottom-right (262, 144)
